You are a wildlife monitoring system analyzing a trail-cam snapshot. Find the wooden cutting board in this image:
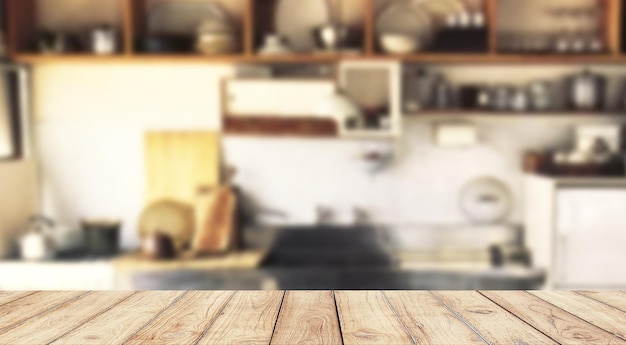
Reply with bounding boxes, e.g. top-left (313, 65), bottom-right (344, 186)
top-left (192, 185), bottom-right (237, 255)
top-left (144, 131), bottom-right (220, 205)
